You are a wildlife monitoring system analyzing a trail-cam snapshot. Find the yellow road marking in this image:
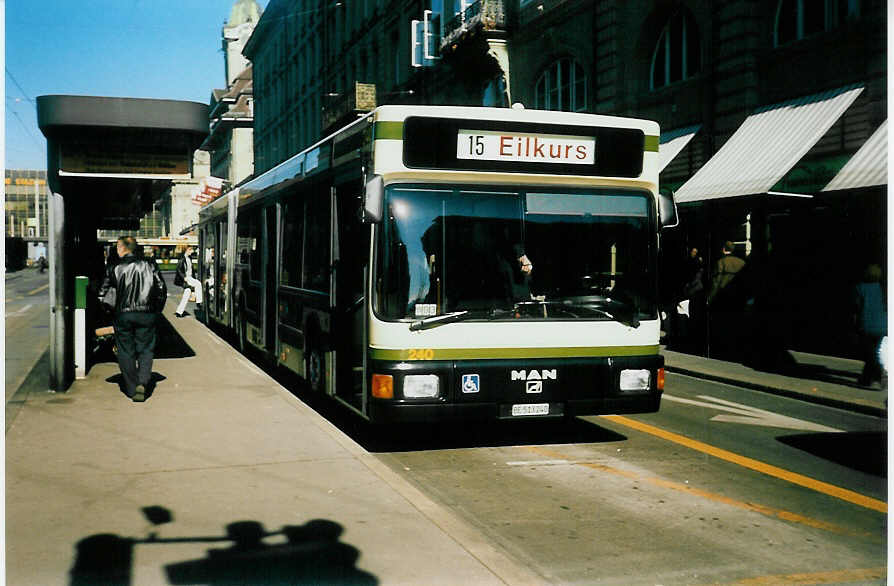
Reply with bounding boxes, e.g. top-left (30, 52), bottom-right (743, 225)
top-left (603, 415), bottom-right (887, 513)
top-left (522, 445), bottom-right (877, 539)
top-left (716, 566), bottom-right (886, 585)
top-left (27, 284), bottom-right (49, 296)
